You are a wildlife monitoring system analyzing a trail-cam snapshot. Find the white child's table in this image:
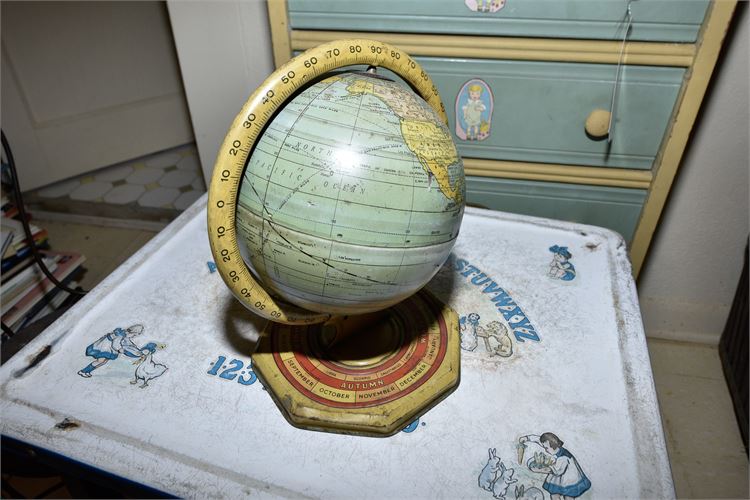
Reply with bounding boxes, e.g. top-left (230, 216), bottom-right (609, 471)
top-left (0, 196), bottom-right (673, 499)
